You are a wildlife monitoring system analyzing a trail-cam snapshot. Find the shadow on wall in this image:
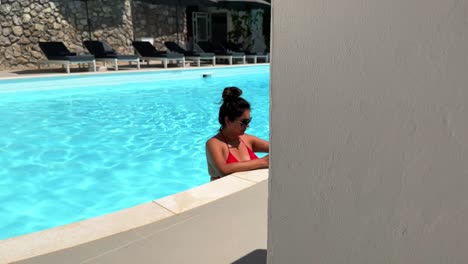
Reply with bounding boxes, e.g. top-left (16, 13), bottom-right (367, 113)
top-left (231, 249), bottom-right (267, 264)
